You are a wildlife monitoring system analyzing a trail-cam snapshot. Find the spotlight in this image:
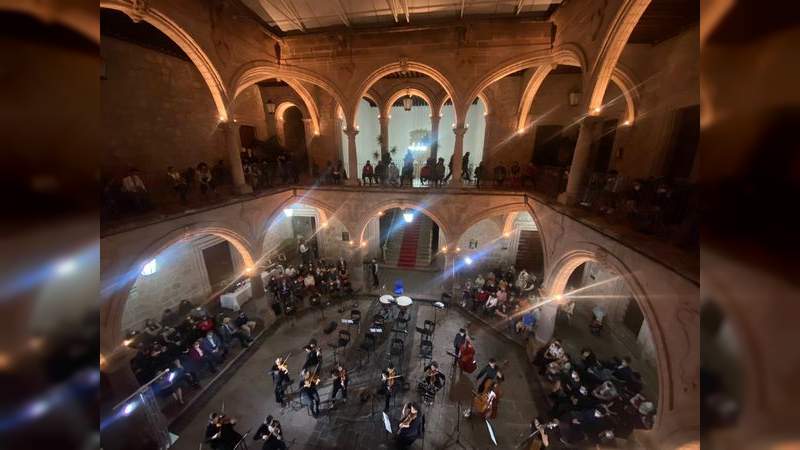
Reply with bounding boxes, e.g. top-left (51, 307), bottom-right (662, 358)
top-left (320, 222), bottom-right (328, 229)
top-left (349, 240), bottom-right (354, 246)
top-left (593, 107), bottom-right (602, 114)
top-left (168, 371), bottom-right (177, 383)
top-left (464, 257), bottom-right (473, 265)
top-left (283, 208), bottom-right (294, 217)
top-left (244, 267), bottom-right (253, 274)
top-left (503, 232), bottom-right (511, 238)
top-left (623, 120), bottom-right (631, 126)
top-left (403, 212), bottom-right (414, 223)
top-left (455, 247), bottom-right (461, 253)
top-left (517, 128), bottom-right (524, 135)
top-left (377, 211), bottom-right (384, 217)
top-left (360, 241), bottom-right (367, 248)
top-left (441, 246), bottom-right (447, 252)
top-left (27, 400), bottom-right (49, 418)
top-left (122, 402), bottom-right (137, 416)
top-left (55, 259), bottom-right (76, 276)
top-left (123, 338), bottom-right (134, 348)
